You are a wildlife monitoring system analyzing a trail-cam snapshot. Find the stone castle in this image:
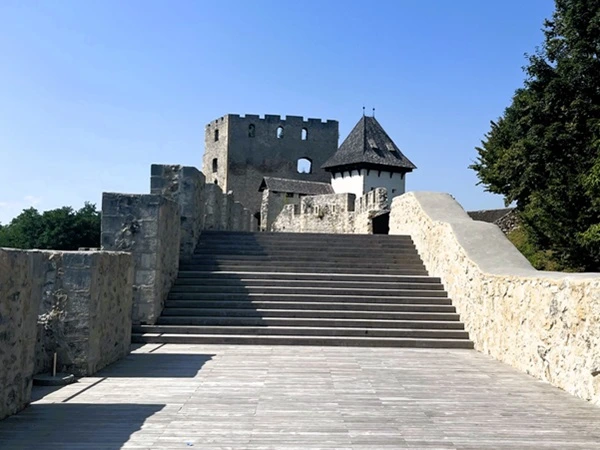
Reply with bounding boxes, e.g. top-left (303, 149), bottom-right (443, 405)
top-left (2, 111), bottom-right (600, 424)
top-left (202, 113), bottom-right (416, 232)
